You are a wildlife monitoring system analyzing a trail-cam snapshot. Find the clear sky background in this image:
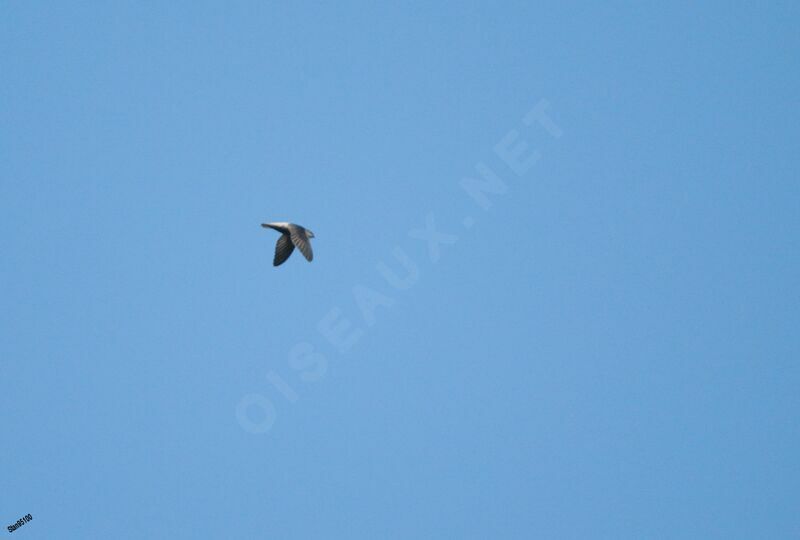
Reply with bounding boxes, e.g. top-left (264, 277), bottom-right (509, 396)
top-left (2, 2), bottom-right (799, 538)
